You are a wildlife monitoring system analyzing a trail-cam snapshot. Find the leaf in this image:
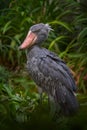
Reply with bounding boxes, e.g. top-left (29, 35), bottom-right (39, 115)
top-left (48, 35), bottom-right (66, 49)
top-left (78, 27), bottom-right (87, 42)
top-left (57, 10), bottom-right (72, 19)
top-left (68, 53), bottom-right (85, 58)
top-left (2, 21), bottom-right (12, 34)
top-left (49, 20), bottom-right (72, 32)
top-left (3, 84), bottom-right (13, 97)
